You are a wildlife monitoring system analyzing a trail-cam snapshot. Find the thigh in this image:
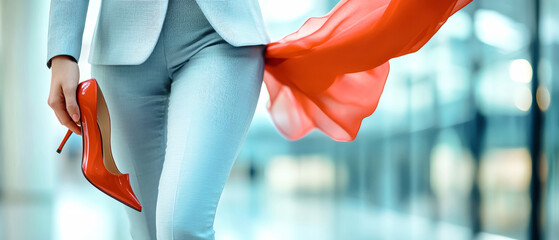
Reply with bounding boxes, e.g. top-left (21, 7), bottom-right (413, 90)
top-left (91, 54), bottom-right (170, 240)
top-left (156, 42), bottom-right (266, 239)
